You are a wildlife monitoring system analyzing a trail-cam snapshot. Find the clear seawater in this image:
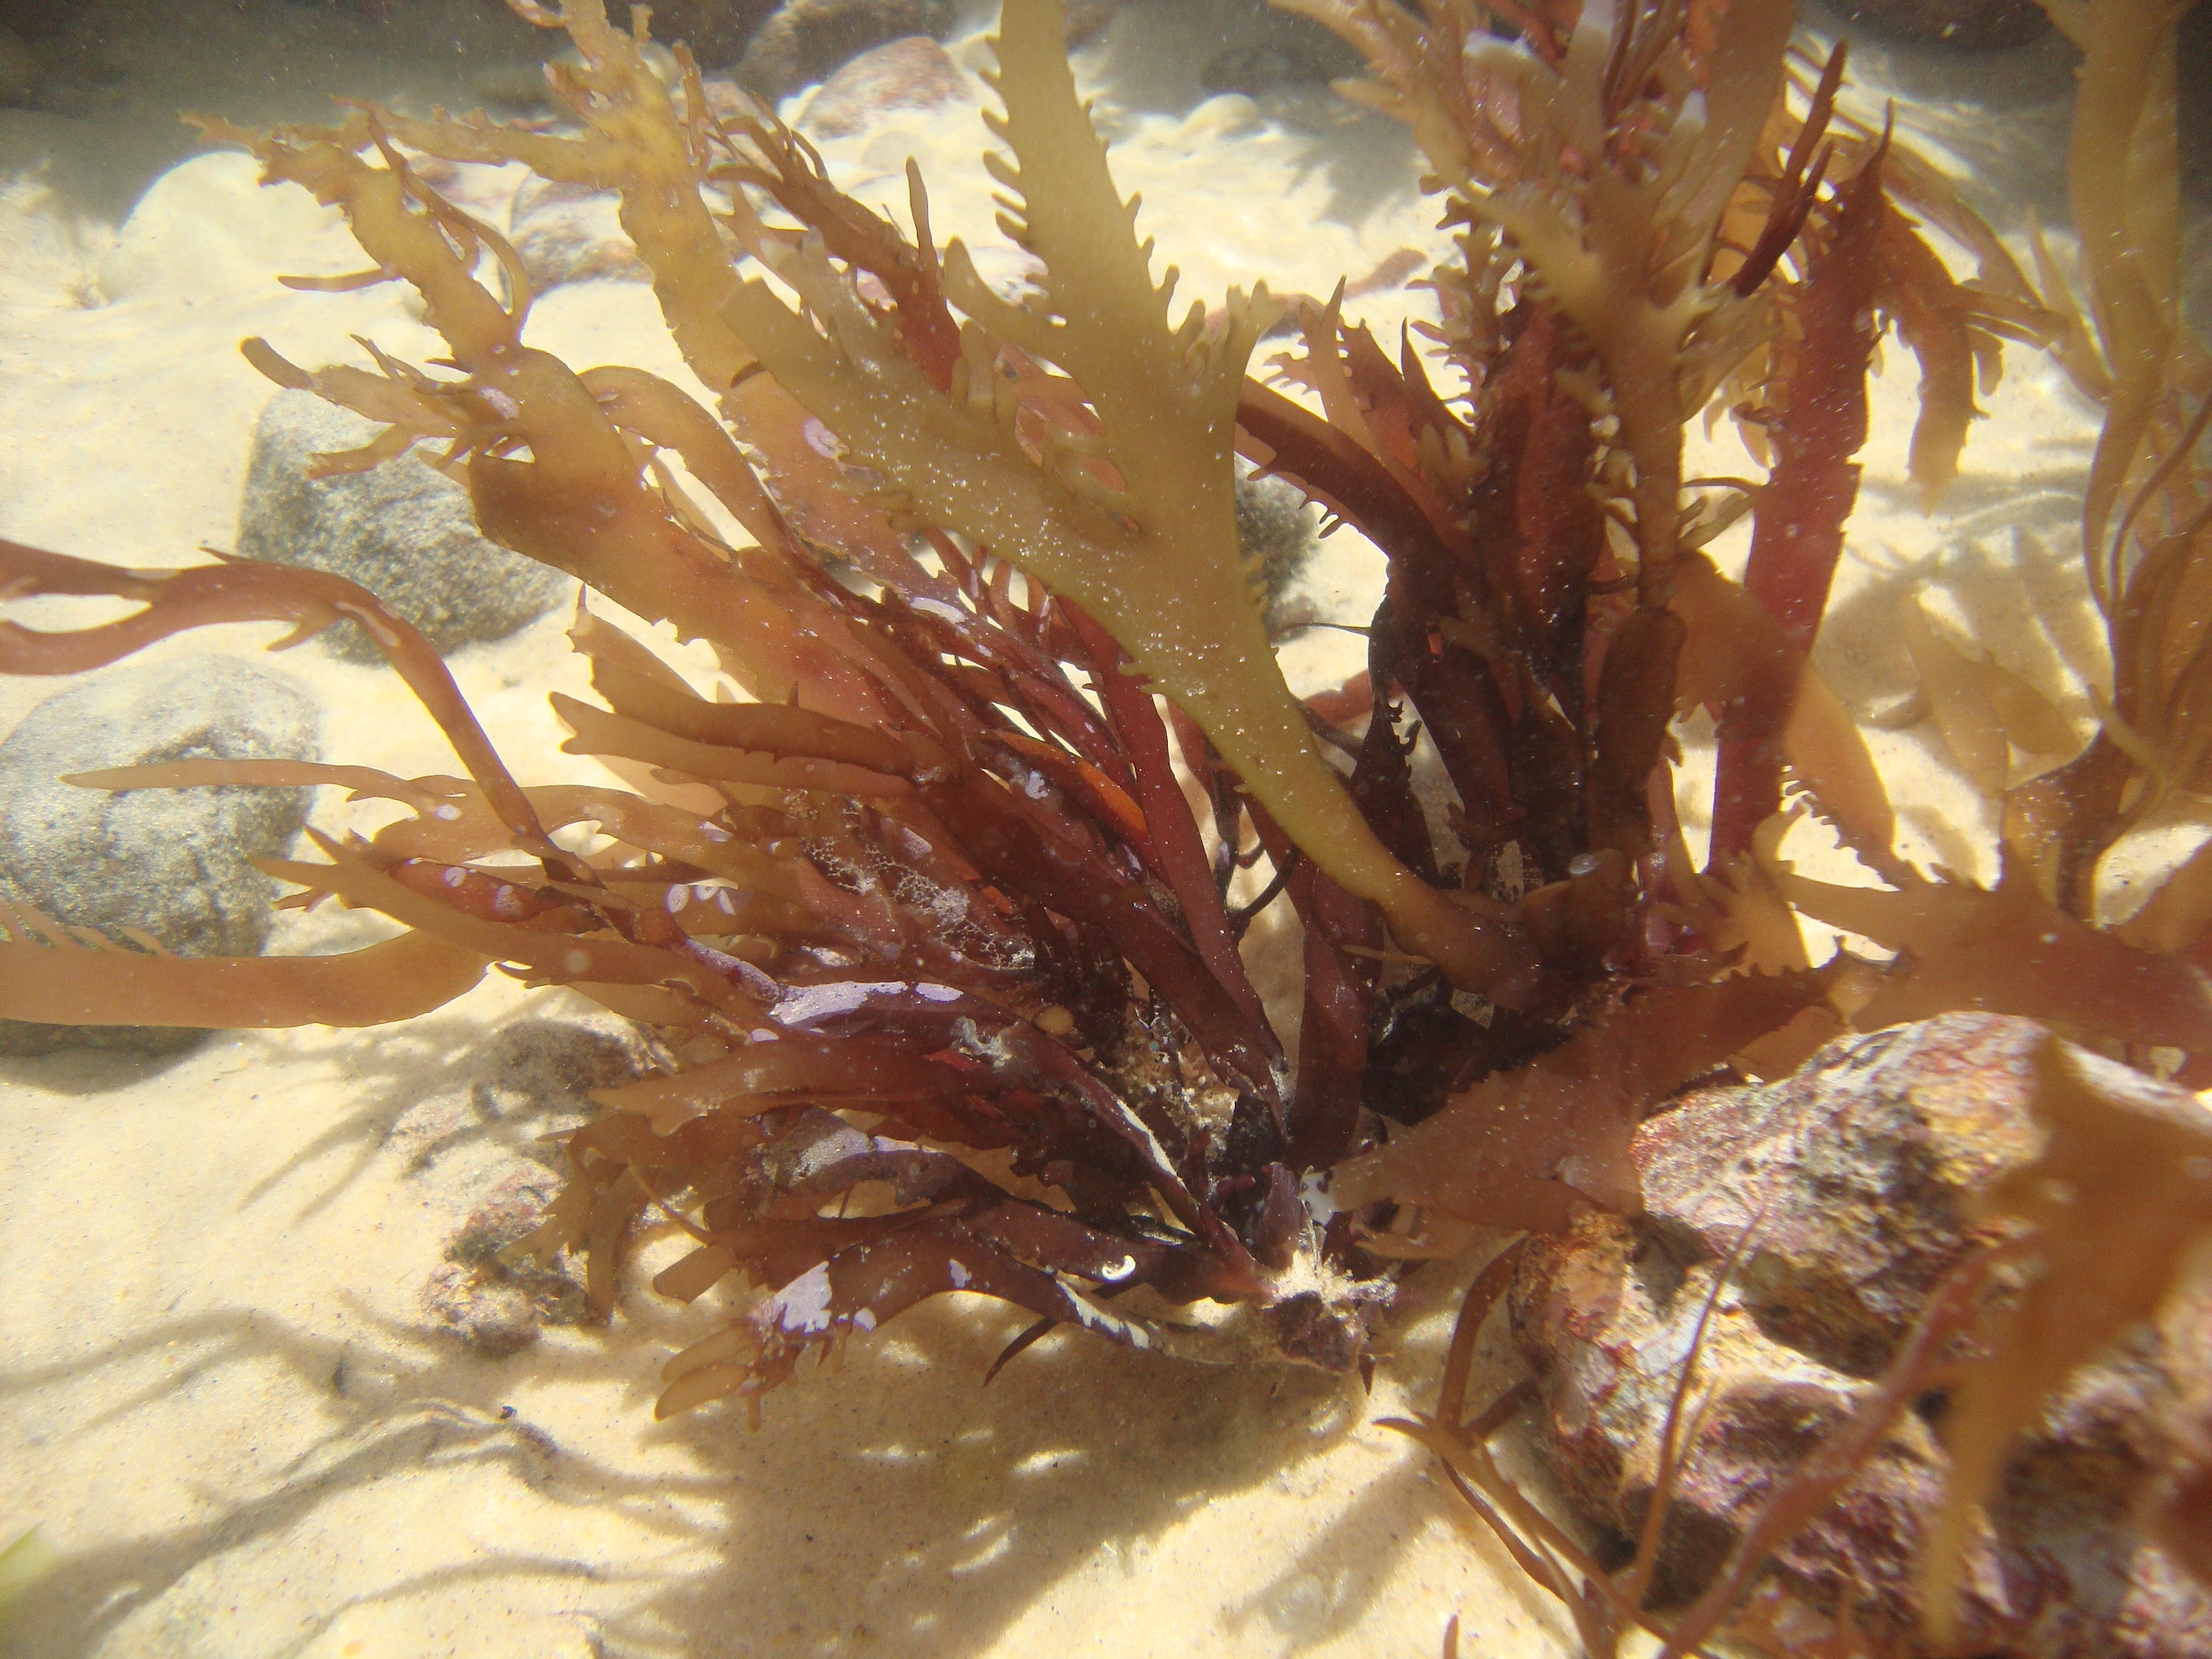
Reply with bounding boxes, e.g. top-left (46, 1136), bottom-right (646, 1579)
top-left (0, 3), bottom-right (2203, 1656)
